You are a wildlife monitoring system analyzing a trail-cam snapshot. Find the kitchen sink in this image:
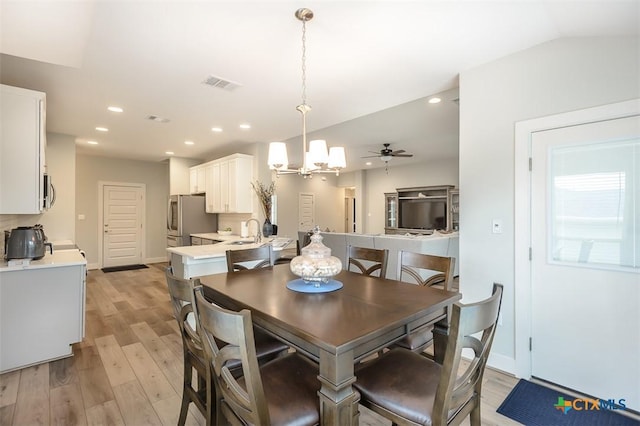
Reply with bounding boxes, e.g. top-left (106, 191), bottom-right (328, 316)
top-left (226, 240), bottom-right (255, 245)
